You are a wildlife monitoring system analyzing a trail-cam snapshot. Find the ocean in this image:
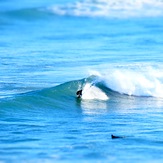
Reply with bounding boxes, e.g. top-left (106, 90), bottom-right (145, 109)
top-left (0, 0), bottom-right (163, 162)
